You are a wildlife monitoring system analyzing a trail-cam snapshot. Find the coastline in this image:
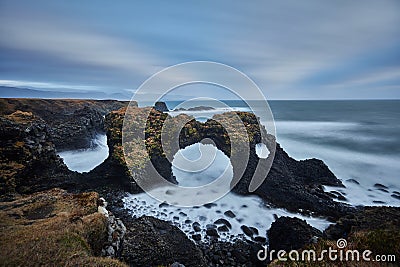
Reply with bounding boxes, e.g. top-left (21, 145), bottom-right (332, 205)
top-left (0, 98), bottom-right (399, 266)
